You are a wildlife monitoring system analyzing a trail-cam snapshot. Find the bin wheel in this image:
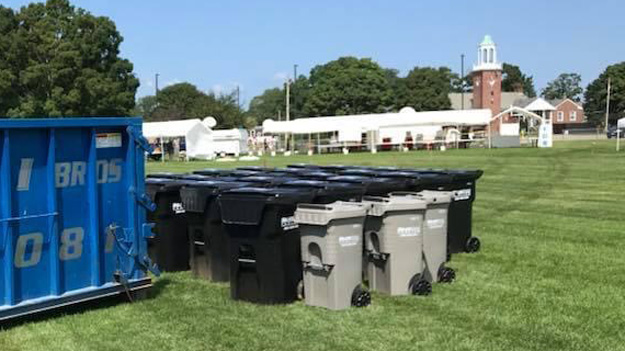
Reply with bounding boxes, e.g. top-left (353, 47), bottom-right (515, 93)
top-left (465, 237), bottom-right (481, 253)
top-left (351, 286), bottom-right (371, 308)
top-left (410, 279), bottom-right (432, 296)
top-left (296, 280), bottom-right (305, 300)
top-left (438, 267), bottom-right (456, 283)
